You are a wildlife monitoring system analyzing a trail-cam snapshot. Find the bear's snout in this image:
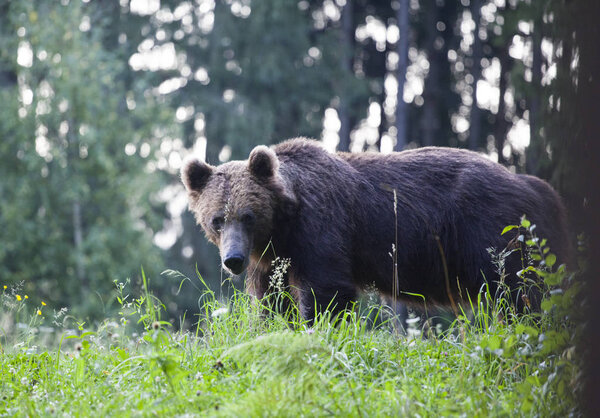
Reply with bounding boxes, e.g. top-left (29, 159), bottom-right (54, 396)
top-left (223, 253), bottom-right (246, 275)
top-left (219, 220), bottom-right (252, 275)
